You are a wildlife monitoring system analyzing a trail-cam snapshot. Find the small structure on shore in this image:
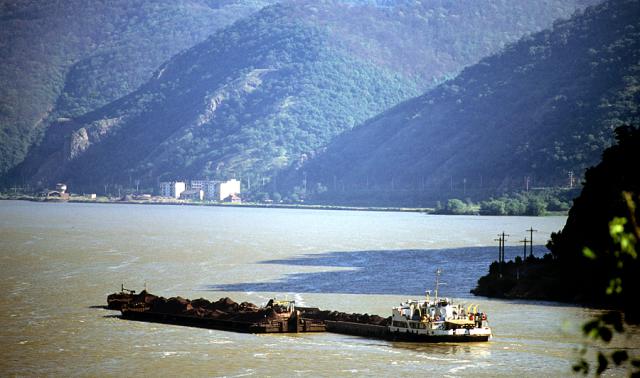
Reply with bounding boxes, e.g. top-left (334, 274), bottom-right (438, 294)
top-left (45, 183), bottom-right (70, 200)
